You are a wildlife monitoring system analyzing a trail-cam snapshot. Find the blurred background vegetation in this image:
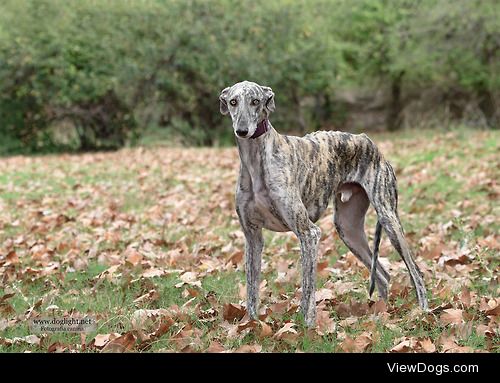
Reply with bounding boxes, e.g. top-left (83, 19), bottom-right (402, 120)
top-left (0, 0), bottom-right (498, 153)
